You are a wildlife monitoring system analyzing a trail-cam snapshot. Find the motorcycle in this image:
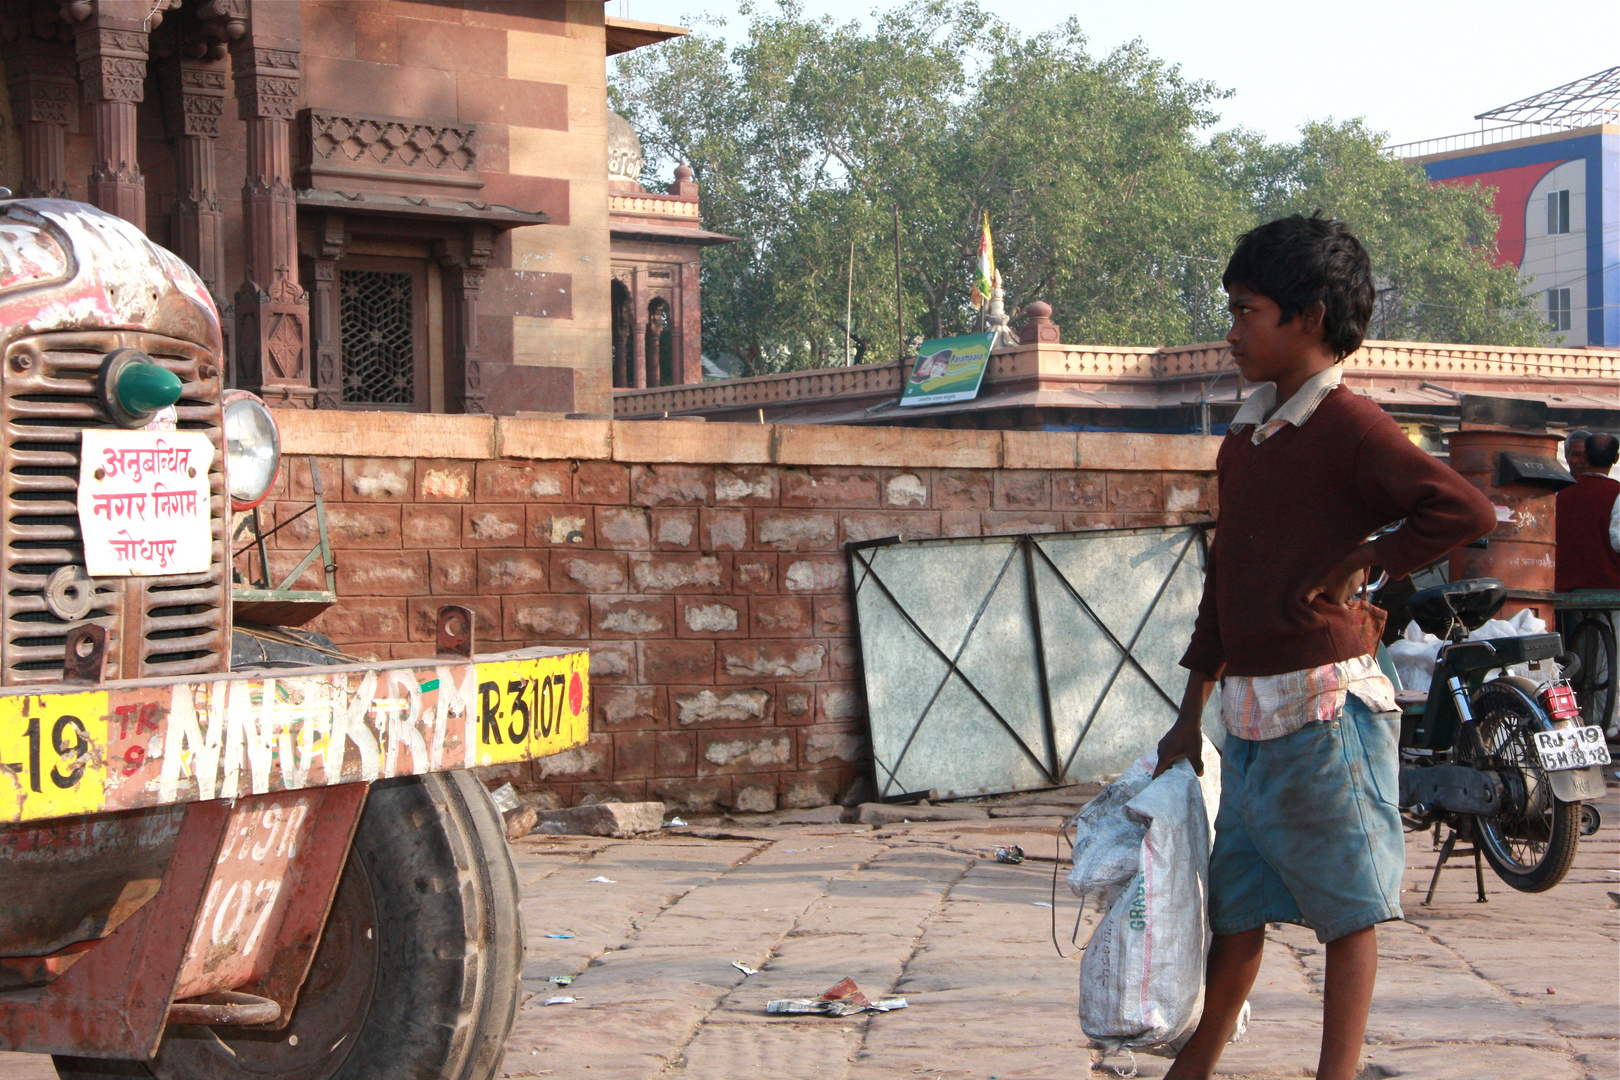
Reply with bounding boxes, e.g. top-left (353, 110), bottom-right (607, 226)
top-left (1391, 577), bottom-right (1610, 898)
